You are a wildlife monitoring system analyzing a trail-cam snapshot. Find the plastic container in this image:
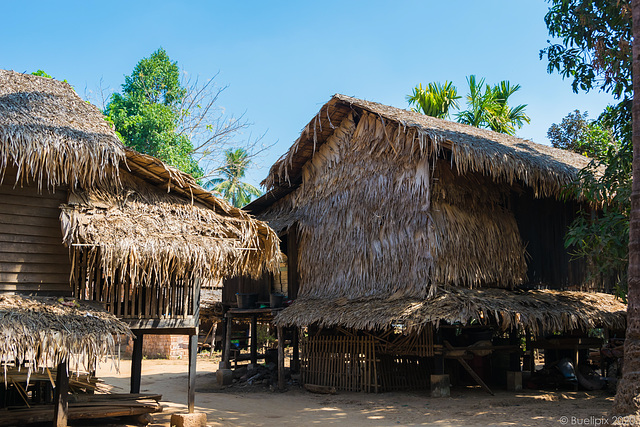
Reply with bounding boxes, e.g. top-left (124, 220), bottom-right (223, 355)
top-left (270, 293), bottom-right (284, 308)
top-left (236, 293), bottom-right (258, 309)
